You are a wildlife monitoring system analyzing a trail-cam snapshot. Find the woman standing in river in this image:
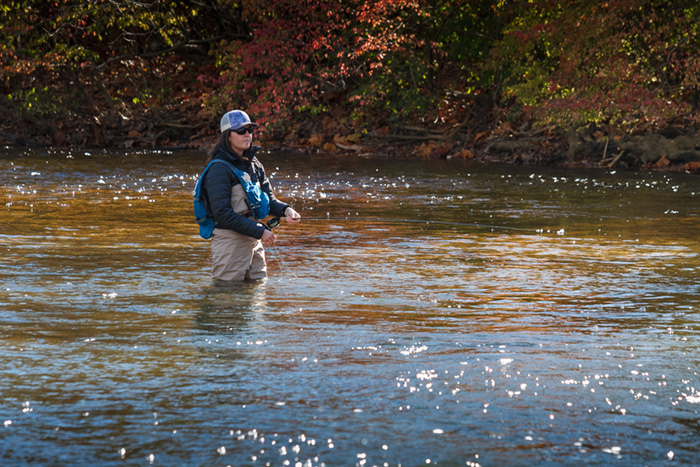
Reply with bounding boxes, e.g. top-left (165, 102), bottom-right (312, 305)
top-left (200, 110), bottom-right (300, 283)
